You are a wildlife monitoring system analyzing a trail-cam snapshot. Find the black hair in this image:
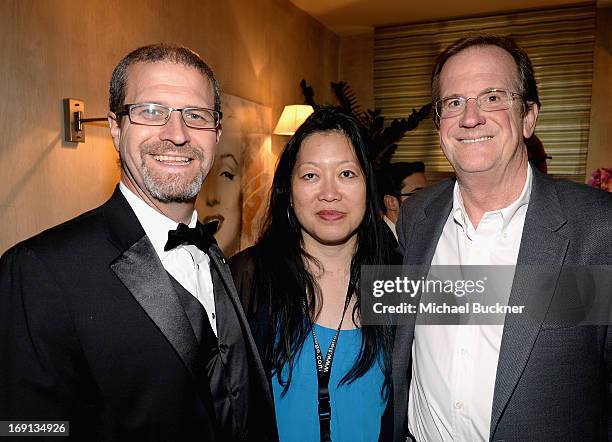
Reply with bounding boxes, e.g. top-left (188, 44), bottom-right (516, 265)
top-left (377, 161), bottom-right (426, 214)
top-left (253, 106), bottom-right (394, 395)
